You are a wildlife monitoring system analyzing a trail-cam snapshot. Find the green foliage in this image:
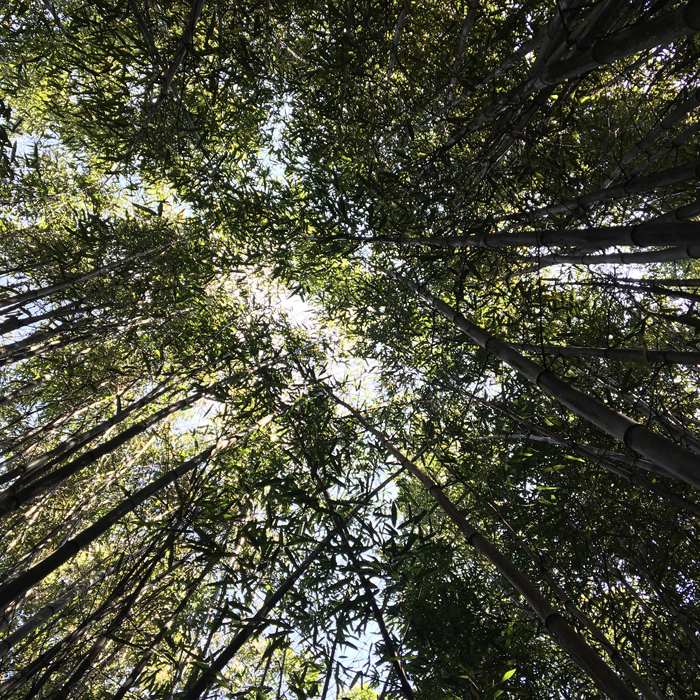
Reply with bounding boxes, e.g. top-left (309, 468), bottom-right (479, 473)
top-left (1, 2), bottom-right (700, 700)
